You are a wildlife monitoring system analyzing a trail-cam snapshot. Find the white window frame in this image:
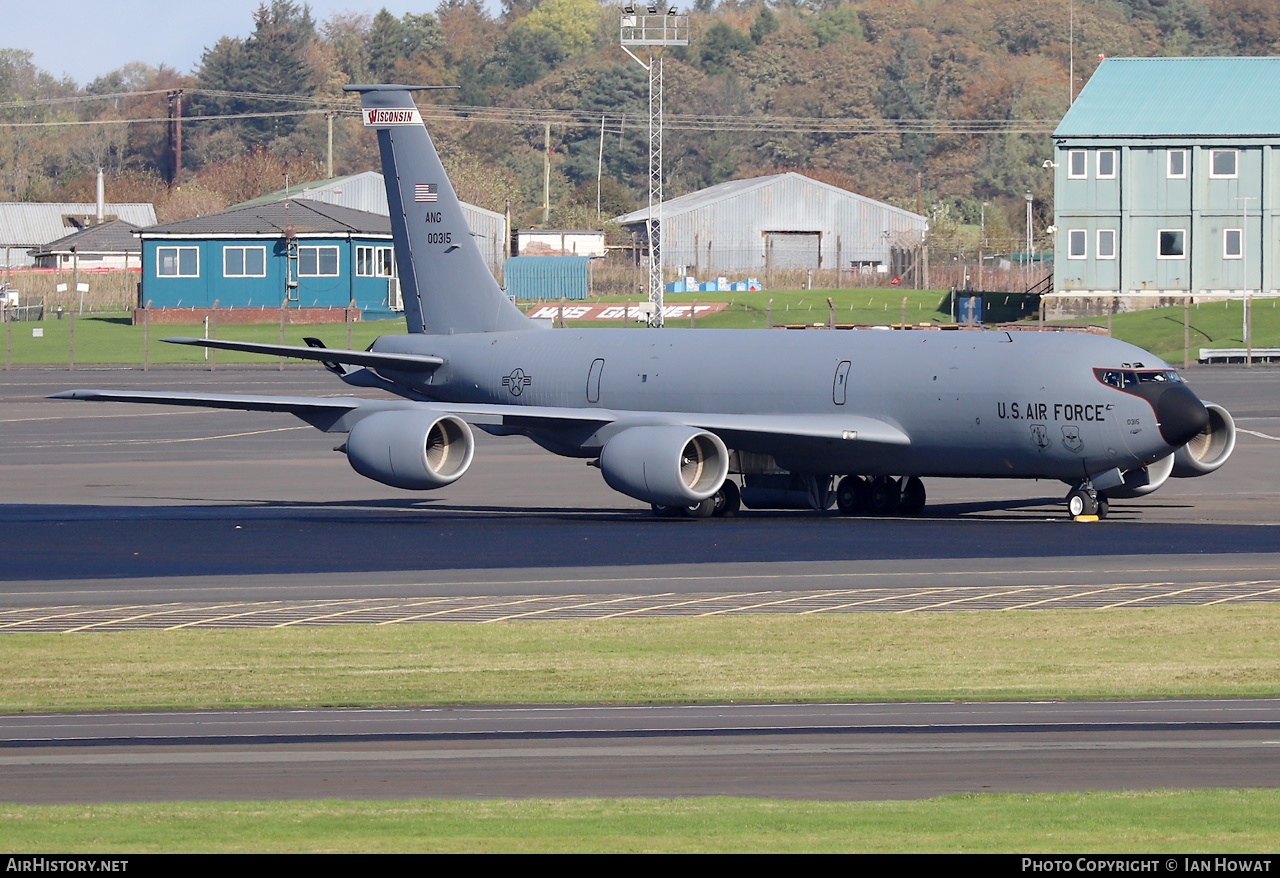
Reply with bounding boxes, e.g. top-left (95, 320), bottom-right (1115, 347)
top-left (156, 246), bottom-right (199, 278)
top-left (1096, 149), bottom-right (1117, 179)
top-left (1209, 149), bottom-right (1238, 179)
top-left (1157, 229), bottom-right (1186, 260)
top-left (1224, 228), bottom-right (1243, 260)
top-left (298, 245), bottom-right (340, 277)
top-left (1167, 149), bottom-right (1187, 179)
top-left (1097, 229), bottom-right (1117, 260)
top-left (1067, 150), bottom-right (1087, 179)
top-left (222, 245), bottom-right (267, 278)
top-left (377, 246), bottom-right (395, 278)
top-left (356, 245), bottom-right (395, 278)
top-left (1067, 229), bottom-right (1087, 260)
